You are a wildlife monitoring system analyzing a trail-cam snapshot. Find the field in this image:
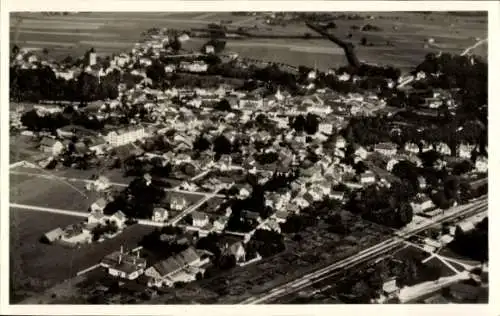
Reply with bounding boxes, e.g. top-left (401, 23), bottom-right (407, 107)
top-left (10, 208), bottom-right (155, 303)
top-left (10, 170), bottom-right (98, 212)
top-left (10, 11), bottom-right (487, 71)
